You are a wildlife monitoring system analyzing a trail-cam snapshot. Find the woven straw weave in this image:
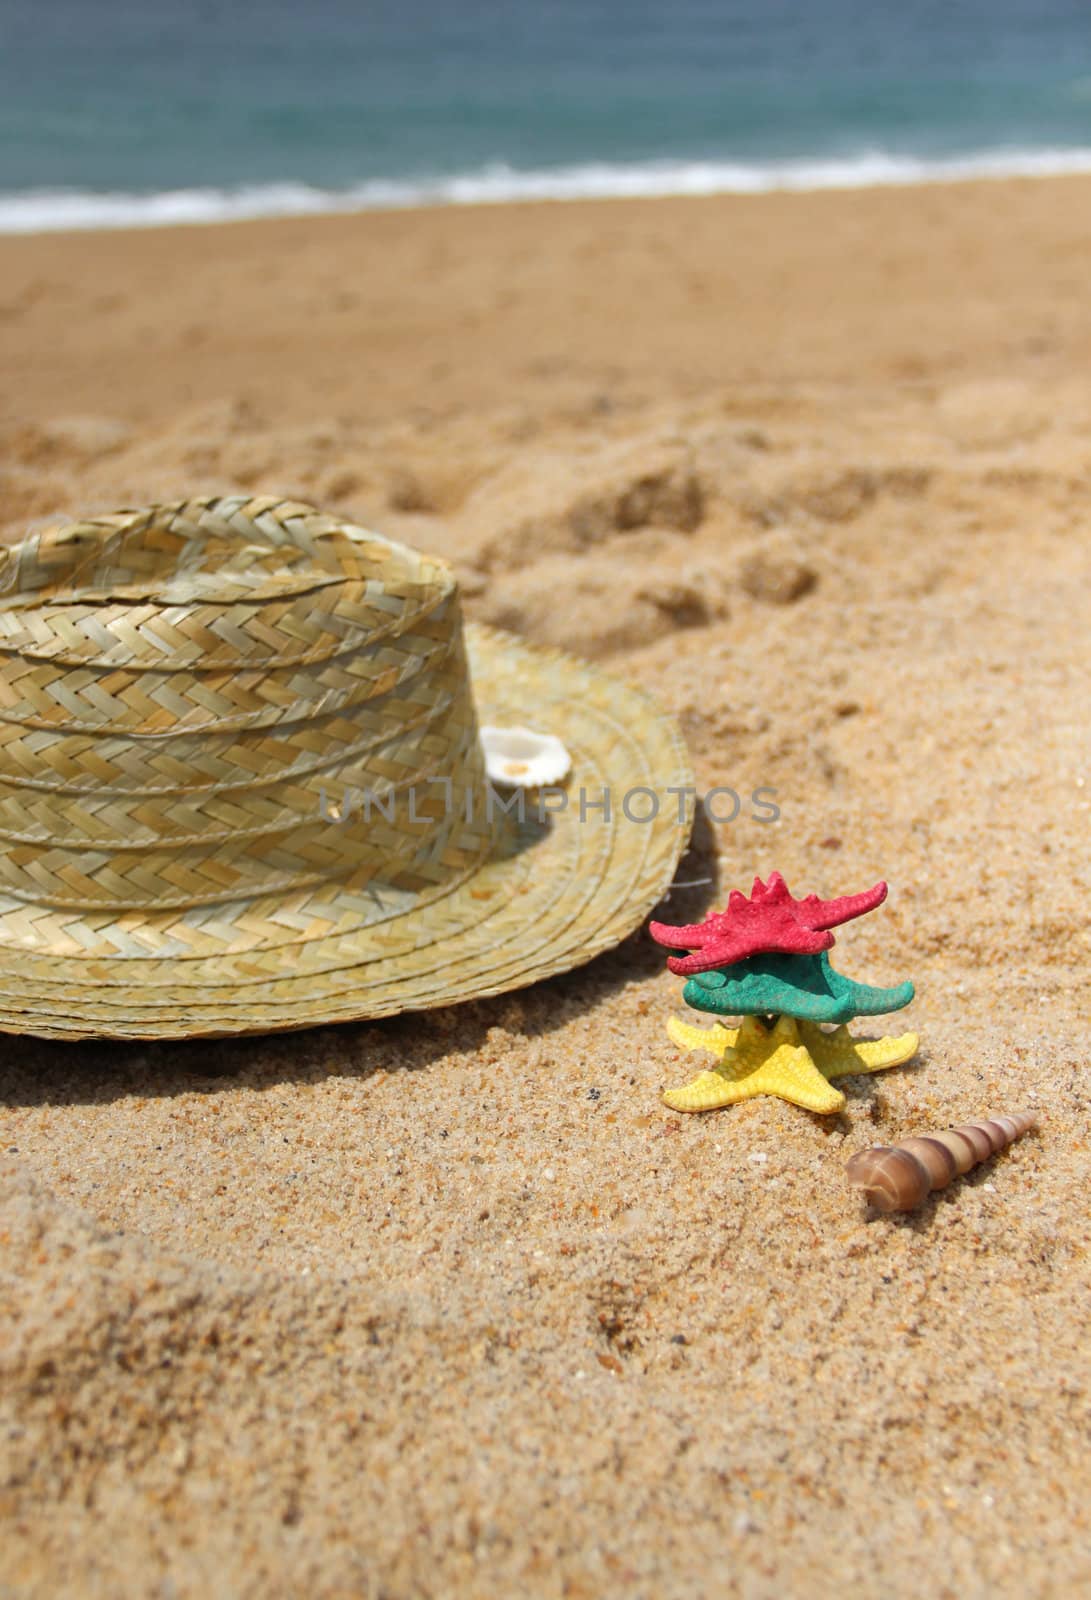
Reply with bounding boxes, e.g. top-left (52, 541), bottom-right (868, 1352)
top-left (0, 497), bottom-right (694, 1038)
